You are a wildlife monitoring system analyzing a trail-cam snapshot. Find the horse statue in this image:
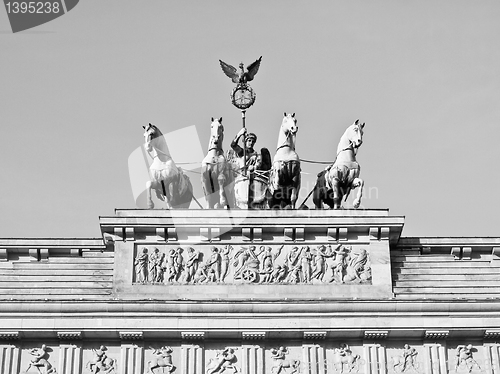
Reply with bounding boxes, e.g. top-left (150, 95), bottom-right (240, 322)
top-left (147, 346), bottom-right (175, 374)
top-left (143, 123), bottom-right (193, 209)
top-left (313, 119), bottom-right (365, 210)
top-left (268, 113), bottom-right (301, 209)
top-left (201, 118), bottom-right (234, 209)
